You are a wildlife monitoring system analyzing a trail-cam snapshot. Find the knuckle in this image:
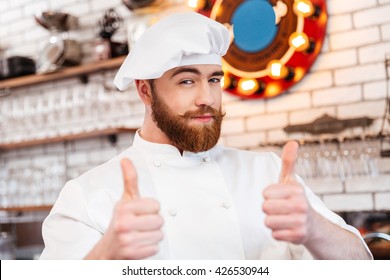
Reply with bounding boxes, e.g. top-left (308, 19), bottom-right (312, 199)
top-left (262, 201), bottom-right (270, 214)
